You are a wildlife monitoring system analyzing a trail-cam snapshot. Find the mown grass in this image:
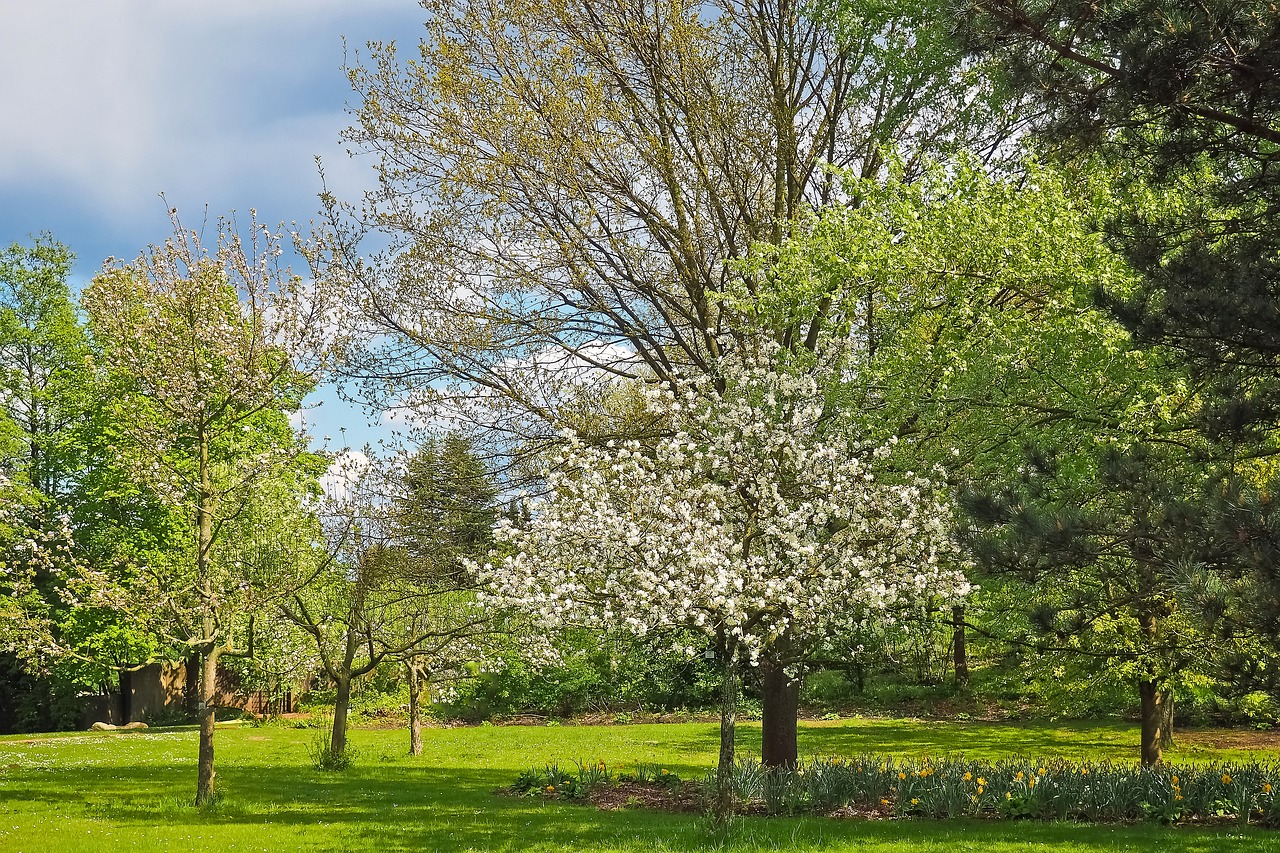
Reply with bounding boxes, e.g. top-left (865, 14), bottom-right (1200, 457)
top-left (2, 718), bottom-right (1279, 852)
